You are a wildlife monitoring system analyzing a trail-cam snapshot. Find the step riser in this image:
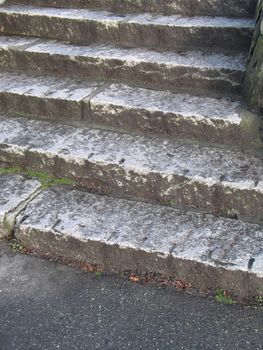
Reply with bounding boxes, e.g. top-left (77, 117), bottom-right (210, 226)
top-left (0, 46), bottom-right (244, 95)
top-left (0, 92), bottom-right (84, 122)
top-left (4, 0), bottom-right (258, 18)
top-left (0, 12), bottom-right (254, 52)
top-left (0, 129), bottom-right (262, 224)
